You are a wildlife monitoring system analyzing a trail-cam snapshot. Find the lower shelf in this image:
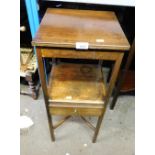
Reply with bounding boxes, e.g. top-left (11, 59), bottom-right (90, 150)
top-left (48, 63), bottom-right (106, 116)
